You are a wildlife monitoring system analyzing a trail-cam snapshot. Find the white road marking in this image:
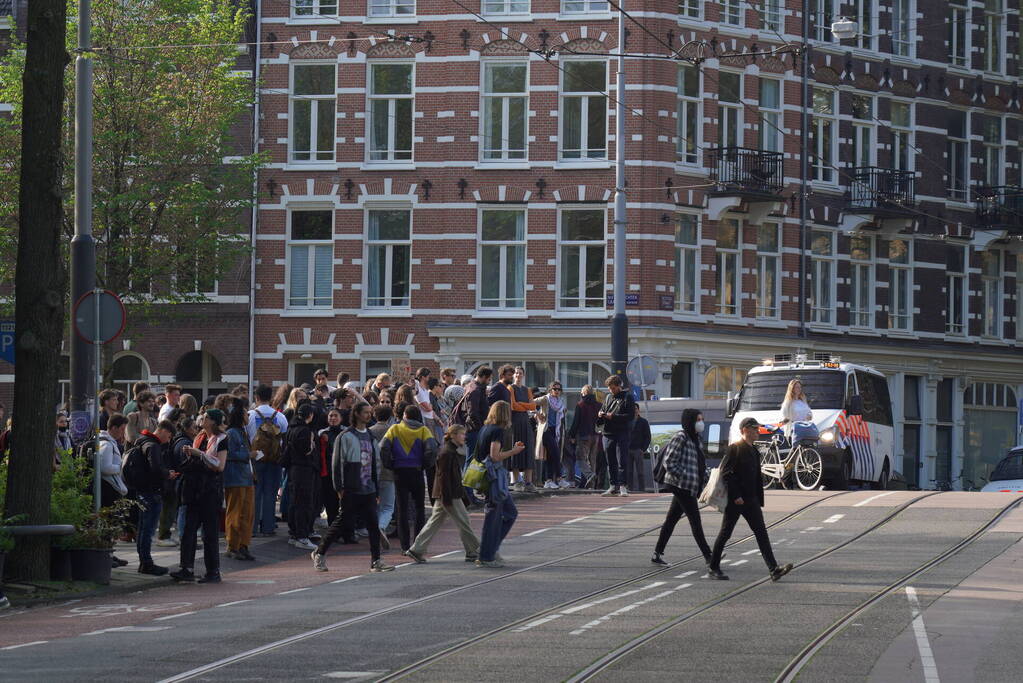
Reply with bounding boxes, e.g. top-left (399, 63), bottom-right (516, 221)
top-left (853, 491), bottom-right (897, 507)
top-left (563, 516), bottom-right (590, 525)
top-left (801, 526), bottom-right (824, 533)
top-left (233, 579), bottom-right (276, 584)
top-left (674, 571), bottom-right (697, 579)
top-left (742, 549), bottom-right (761, 556)
top-left (330, 576), bottom-right (360, 585)
top-left (430, 550), bottom-right (460, 558)
top-left (562, 582), bottom-right (667, 615)
top-left (727, 560), bottom-right (748, 567)
top-left (569, 584), bottom-right (692, 636)
top-left (394, 562), bottom-right (413, 569)
top-left (521, 528), bottom-right (550, 537)
top-left (322, 672), bottom-right (385, 680)
top-left (216, 600), bottom-right (253, 608)
top-left (1, 640), bottom-right (48, 650)
top-left (823, 514), bottom-right (845, 524)
top-left (630, 499), bottom-right (650, 504)
top-left (81, 626), bottom-right (172, 636)
top-left (906, 587), bottom-right (941, 682)
top-left (512, 614), bottom-right (564, 632)
top-left (154, 611), bottom-right (196, 621)
top-left (601, 507), bottom-right (622, 513)
top-left (277, 588), bottom-right (311, 595)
